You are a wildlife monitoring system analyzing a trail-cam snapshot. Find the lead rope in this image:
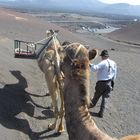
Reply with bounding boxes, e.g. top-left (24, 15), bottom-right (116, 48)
top-left (53, 34), bottom-right (60, 68)
top-left (53, 34), bottom-right (65, 127)
top-left (26, 33), bottom-right (55, 49)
